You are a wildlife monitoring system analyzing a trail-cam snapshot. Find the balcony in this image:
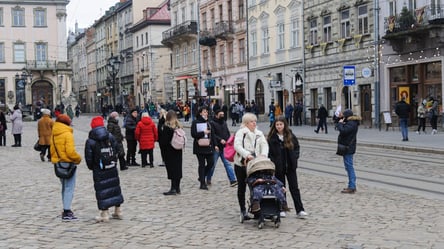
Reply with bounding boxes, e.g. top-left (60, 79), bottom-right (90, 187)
top-left (161, 21), bottom-right (198, 47)
top-left (383, 5), bottom-right (444, 52)
top-left (214, 21), bottom-right (234, 40)
top-left (26, 60), bottom-right (57, 70)
top-left (199, 29), bottom-right (217, 47)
